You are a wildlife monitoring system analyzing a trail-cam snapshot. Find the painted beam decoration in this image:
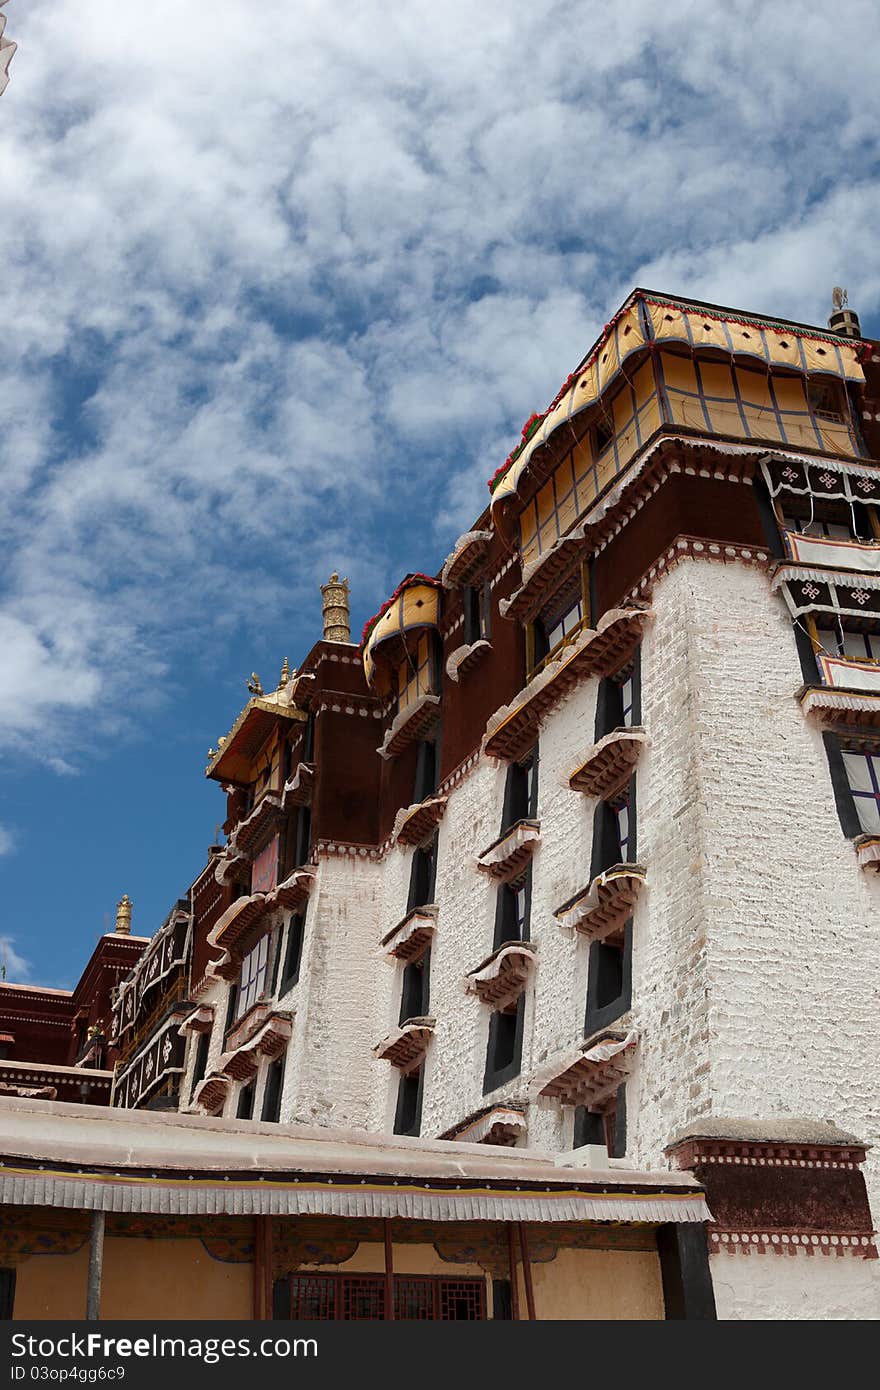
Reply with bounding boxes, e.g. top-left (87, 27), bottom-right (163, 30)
top-left (111, 907), bottom-right (191, 1045)
top-left (113, 1007), bottom-right (189, 1109)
